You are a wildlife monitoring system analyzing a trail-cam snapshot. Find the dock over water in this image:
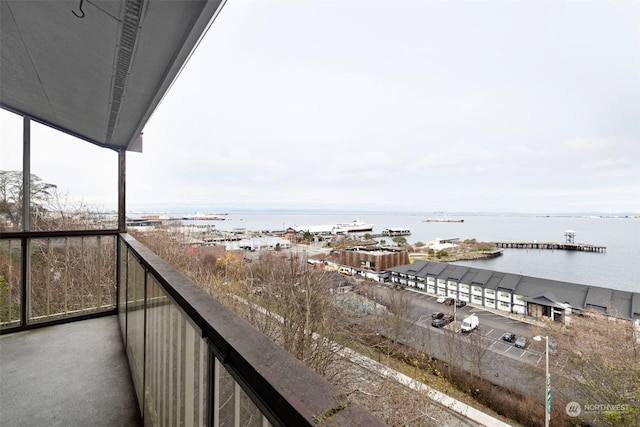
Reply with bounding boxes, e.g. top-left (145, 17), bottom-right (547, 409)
top-left (494, 241), bottom-right (606, 253)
